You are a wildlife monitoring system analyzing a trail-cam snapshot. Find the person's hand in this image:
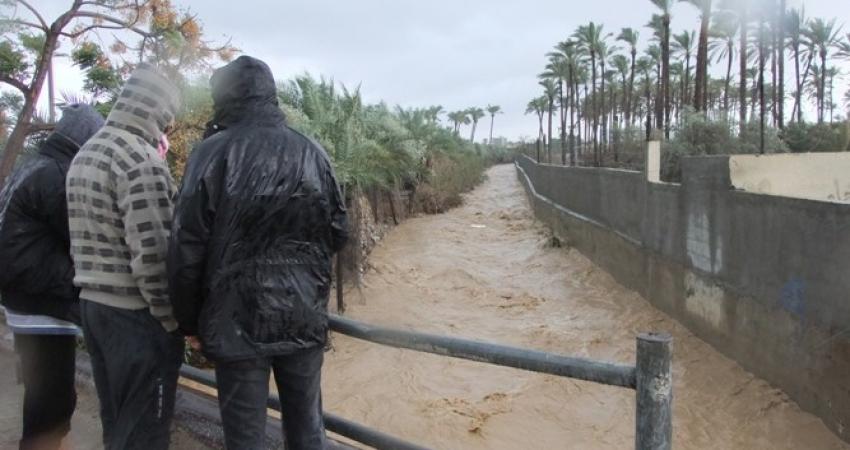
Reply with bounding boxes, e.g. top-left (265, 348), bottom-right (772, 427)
top-left (186, 336), bottom-right (202, 351)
